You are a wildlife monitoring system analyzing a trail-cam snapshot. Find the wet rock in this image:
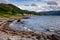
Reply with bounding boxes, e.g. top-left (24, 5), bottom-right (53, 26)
top-left (47, 35), bottom-right (51, 39)
top-left (51, 34), bottom-right (59, 40)
top-left (36, 36), bottom-right (41, 40)
top-left (32, 38), bottom-right (35, 40)
top-left (7, 38), bottom-right (11, 40)
top-left (40, 38), bottom-right (44, 40)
